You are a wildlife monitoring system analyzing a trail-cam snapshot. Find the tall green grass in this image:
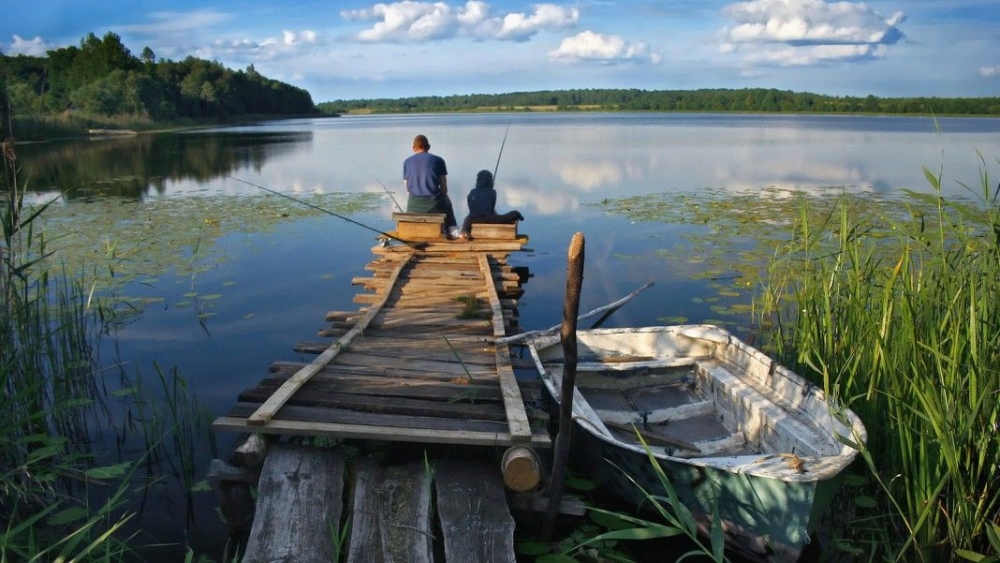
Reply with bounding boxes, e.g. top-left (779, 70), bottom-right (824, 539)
top-left (1, 147), bottom-right (139, 558)
top-left (2, 140), bottom-right (217, 560)
top-left (755, 161), bottom-right (1000, 560)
